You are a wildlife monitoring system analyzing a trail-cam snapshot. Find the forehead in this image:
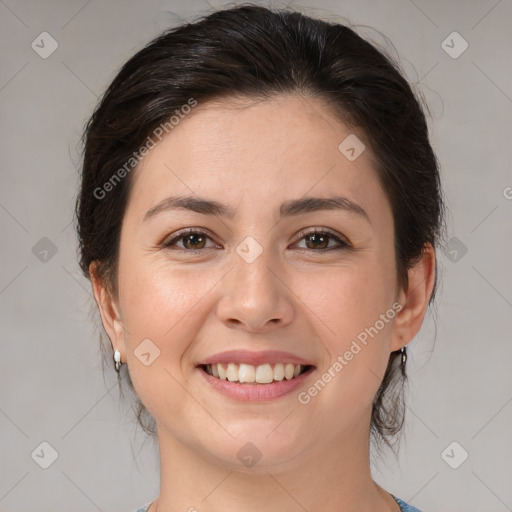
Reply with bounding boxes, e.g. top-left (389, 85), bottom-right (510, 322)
top-left (125, 94), bottom-right (391, 227)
